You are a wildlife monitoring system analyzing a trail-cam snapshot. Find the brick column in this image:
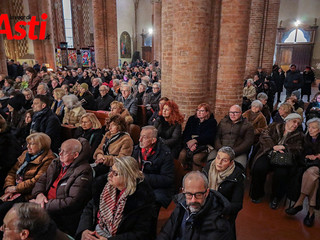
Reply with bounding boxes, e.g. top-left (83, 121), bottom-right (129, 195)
top-left (245, 0), bottom-right (266, 77)
top-left (92, 0), bottom-right (118, 68)
top-left (160, 0), bottom-right (174, 99)
top-left (28, 0), bottom-right (56, 70)
top-left (162, 0), bottom-right (213, 118)
top-left (153, 0), bottom-right (161, 64)
top-left (214, 0), bottom-right (251, 121)
top-left (261, 0), bottom-right (280, 71)
top-left (0, 35), bottom-right (7, 76)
